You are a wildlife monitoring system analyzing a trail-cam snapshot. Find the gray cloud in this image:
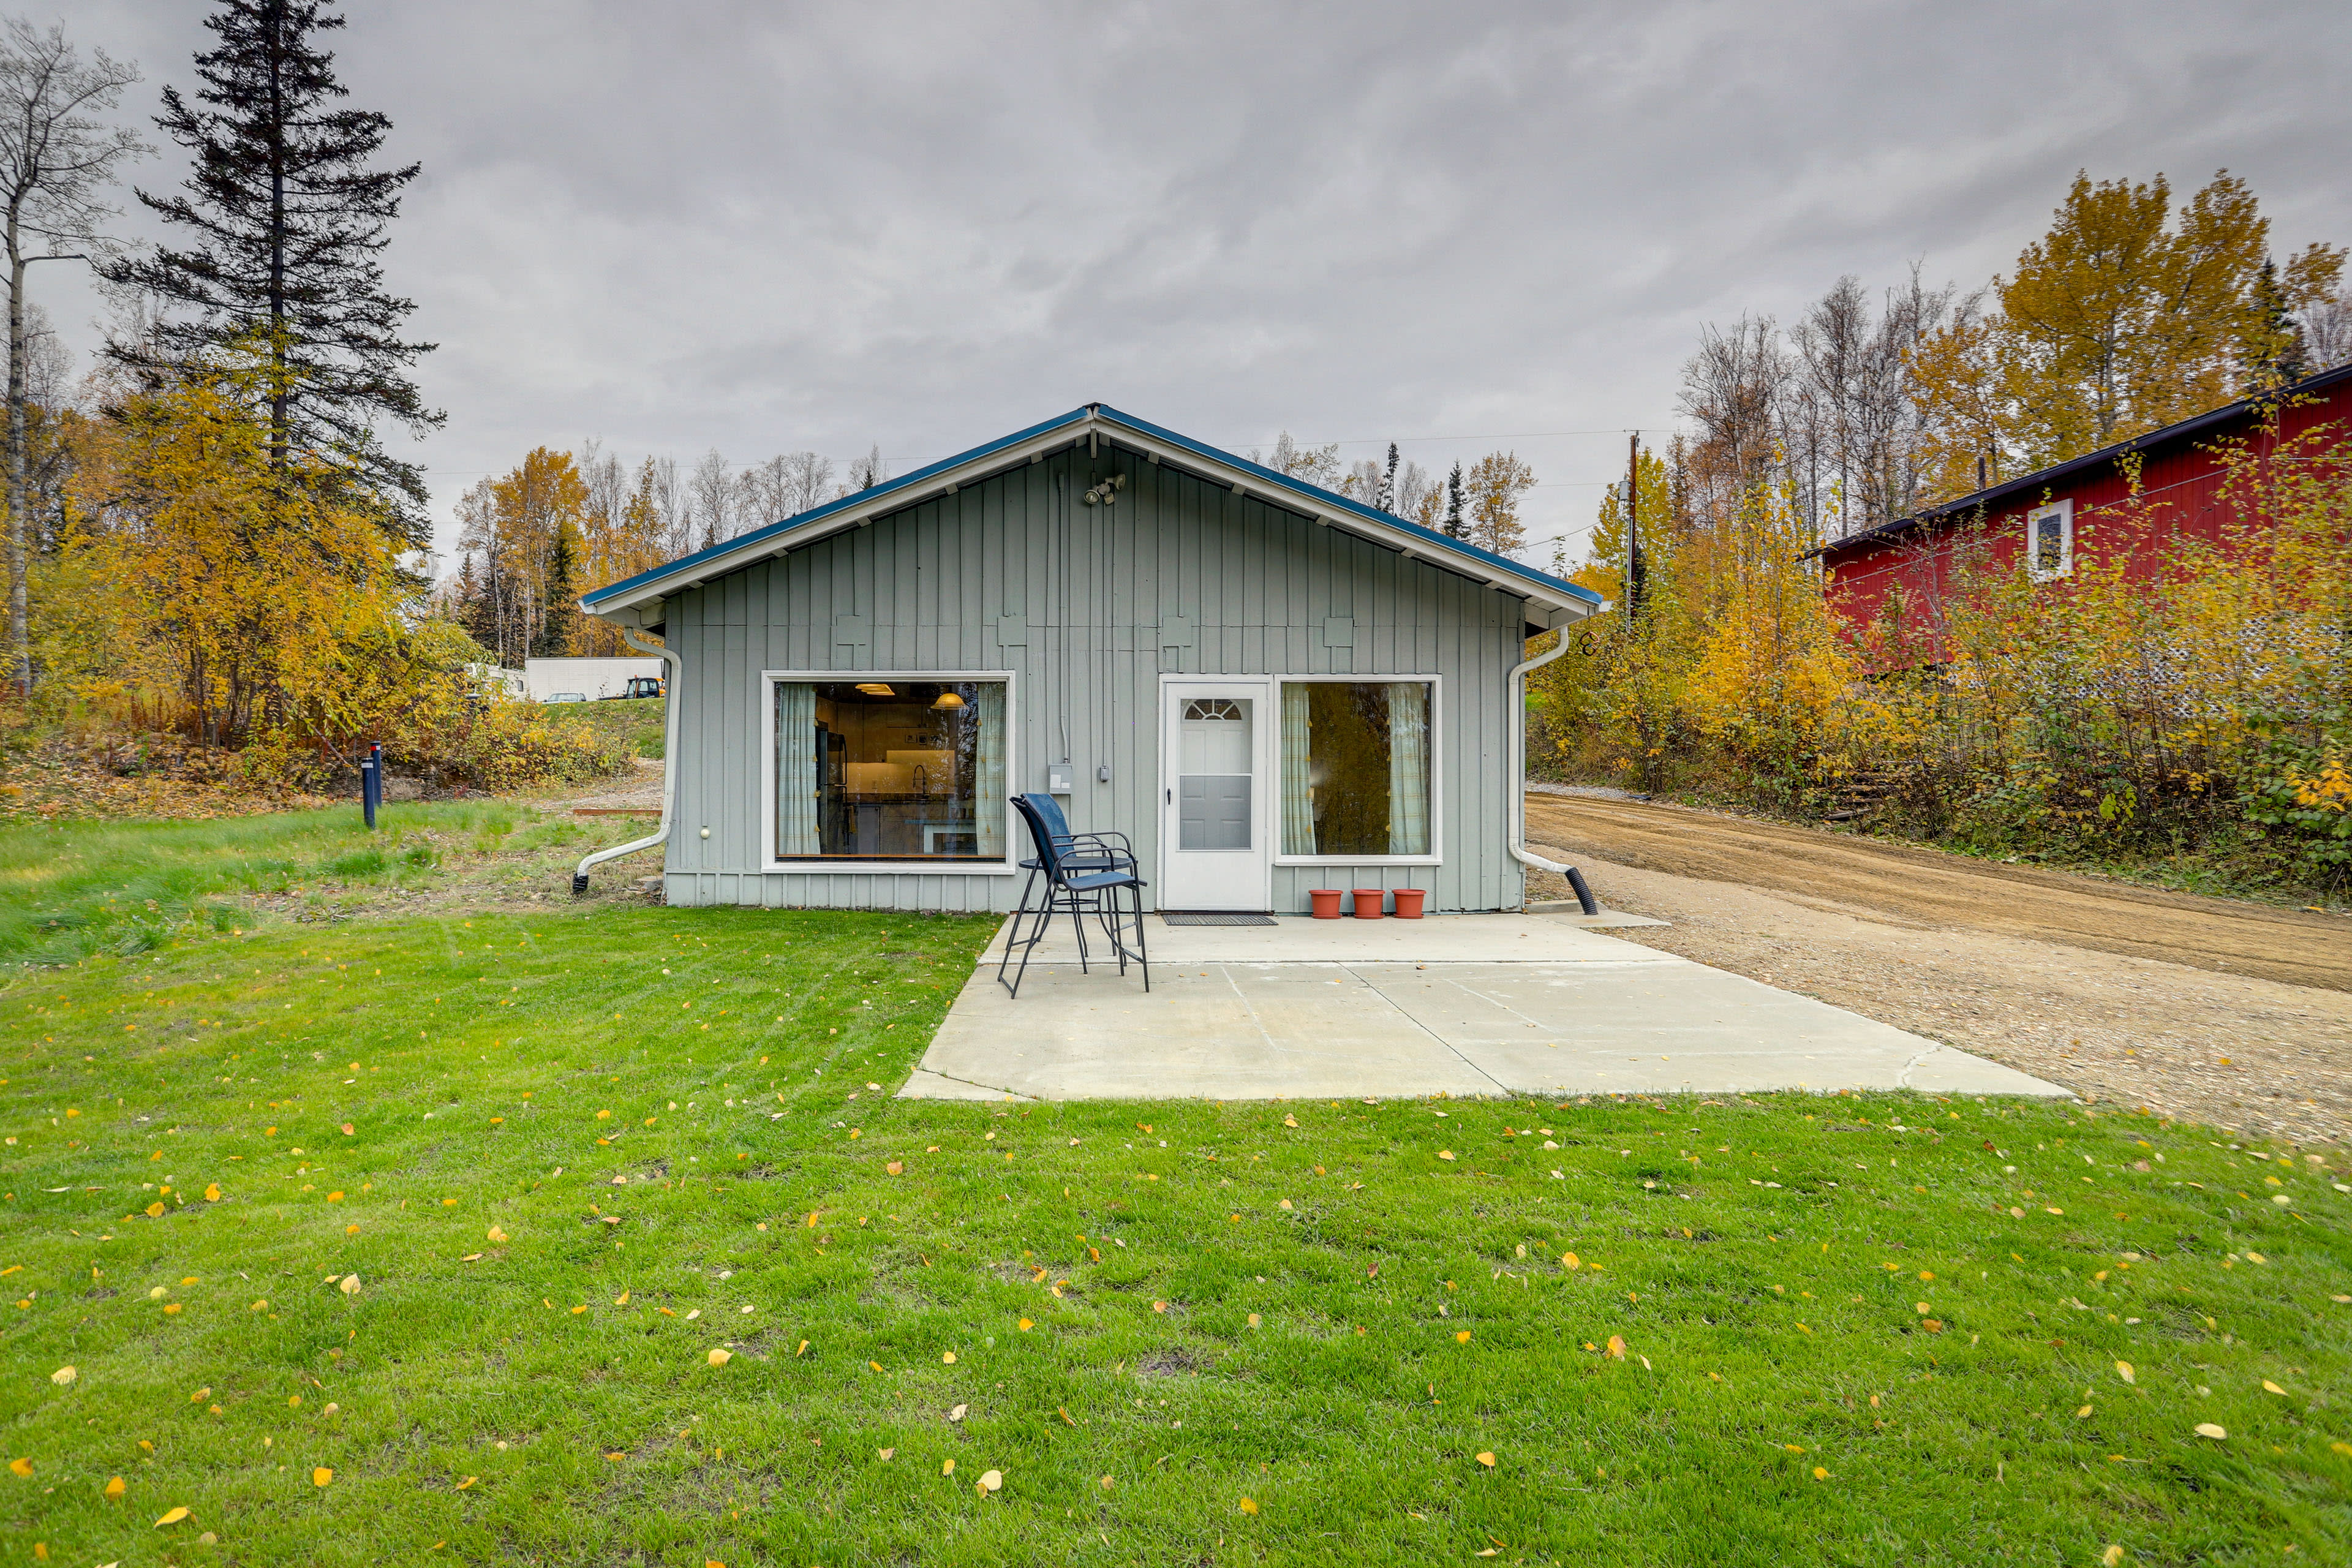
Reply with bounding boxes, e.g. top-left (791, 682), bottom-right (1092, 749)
top-left (45, 0), bottom-right (2352, 563)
